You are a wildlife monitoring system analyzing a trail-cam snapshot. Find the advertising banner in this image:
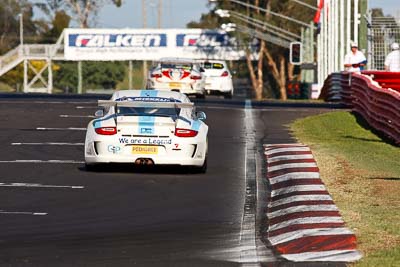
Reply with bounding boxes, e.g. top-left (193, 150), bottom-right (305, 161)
top-left (64, 28), bottom-right (250, 61)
